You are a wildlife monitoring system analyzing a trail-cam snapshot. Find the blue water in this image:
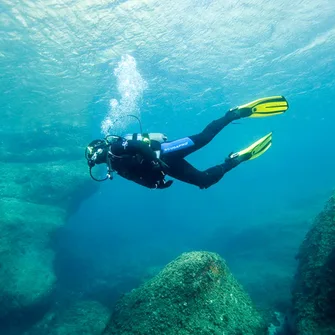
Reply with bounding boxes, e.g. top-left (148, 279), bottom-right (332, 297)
top-left (2, 0), bottom-right (335, 332)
